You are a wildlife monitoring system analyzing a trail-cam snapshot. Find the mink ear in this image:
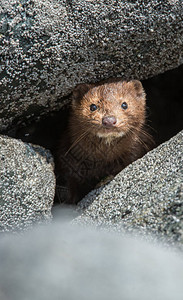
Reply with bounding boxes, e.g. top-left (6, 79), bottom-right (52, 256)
top-left (72, 83), bottom-right (91, 104)
top-left (130, 80), bottom-right (145, 99)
